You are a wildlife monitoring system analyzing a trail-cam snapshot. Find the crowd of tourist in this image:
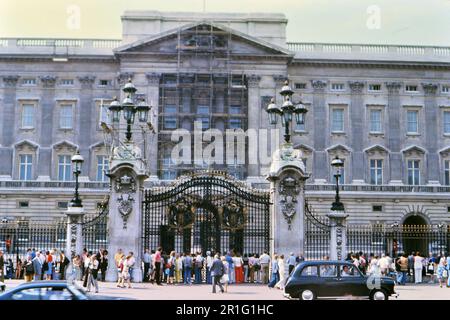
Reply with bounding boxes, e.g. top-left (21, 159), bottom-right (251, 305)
top-left (1, 247), bottom-right (449, 294)
top-left (136, 248), bottom-right (304, 292)
top-left (344, 251), bottom-right (450, 287)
